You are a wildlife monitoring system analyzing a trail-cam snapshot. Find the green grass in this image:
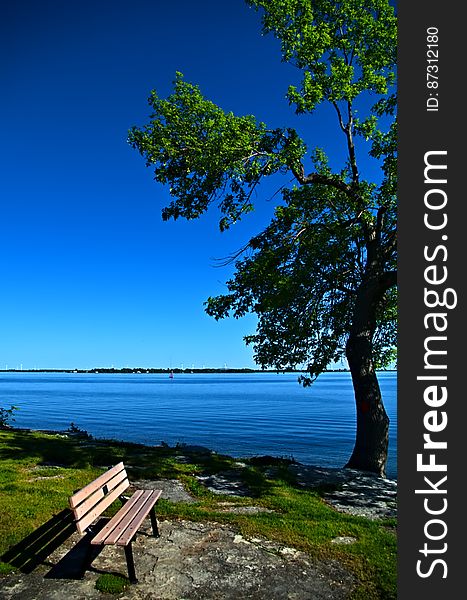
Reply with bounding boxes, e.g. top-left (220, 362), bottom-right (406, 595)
top-left (95, 573), bottom-right (130, 594)
top-left (0, 429), bottom-right (396, 598)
